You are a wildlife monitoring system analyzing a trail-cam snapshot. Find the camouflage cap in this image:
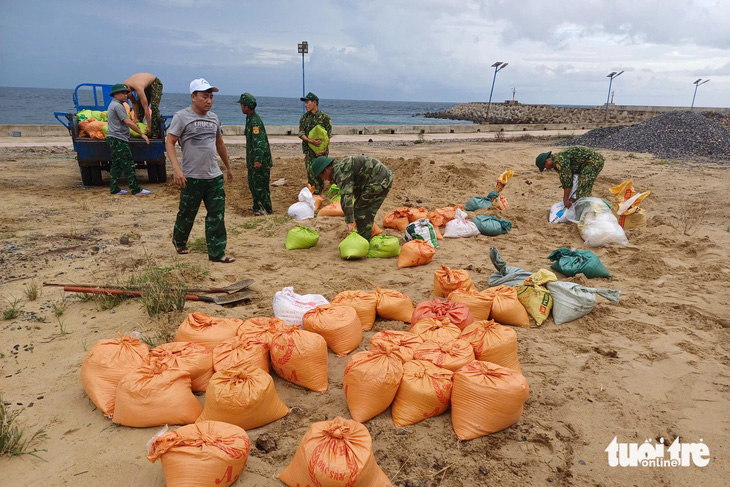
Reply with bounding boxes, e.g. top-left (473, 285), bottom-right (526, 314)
top-left (311, 156), bottom-right (335, 177)
top-left (109, 83), bottom-right (130, 96)
top-left (300, 92), bottom-right (319, 103)
top-left (236, 92), bottom-right (257, 108)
